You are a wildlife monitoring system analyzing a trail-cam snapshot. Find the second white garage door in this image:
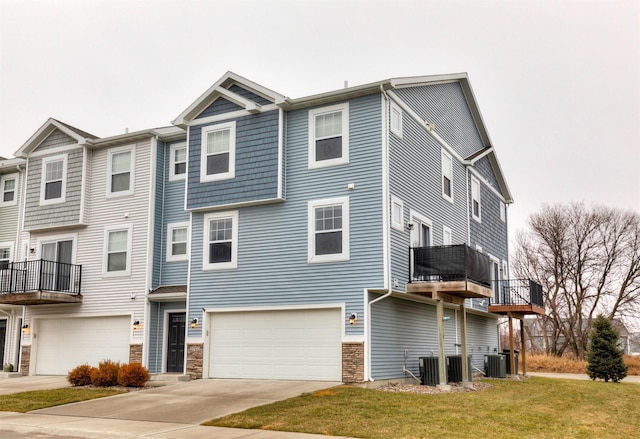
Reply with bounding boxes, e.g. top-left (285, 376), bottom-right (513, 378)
top-left (35, 316), bottom-right (131, 375)
top-left (208, 308), bottom-right (342, 381)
